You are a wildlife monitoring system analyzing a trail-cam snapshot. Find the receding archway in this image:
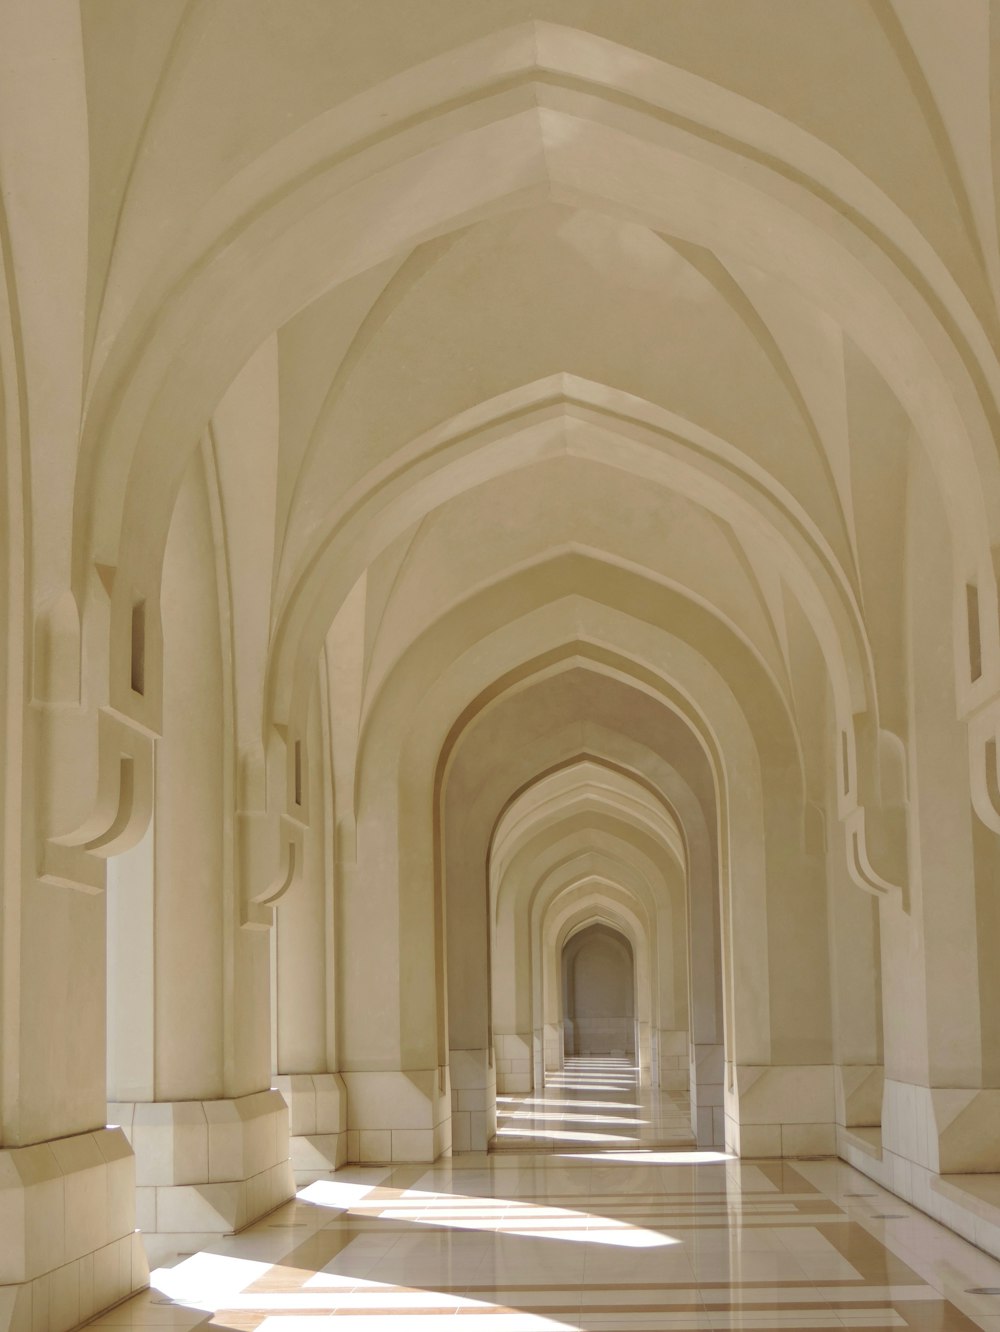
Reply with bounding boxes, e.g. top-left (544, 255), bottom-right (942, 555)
top-left (562, 922), bottom-right (636, 1060)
